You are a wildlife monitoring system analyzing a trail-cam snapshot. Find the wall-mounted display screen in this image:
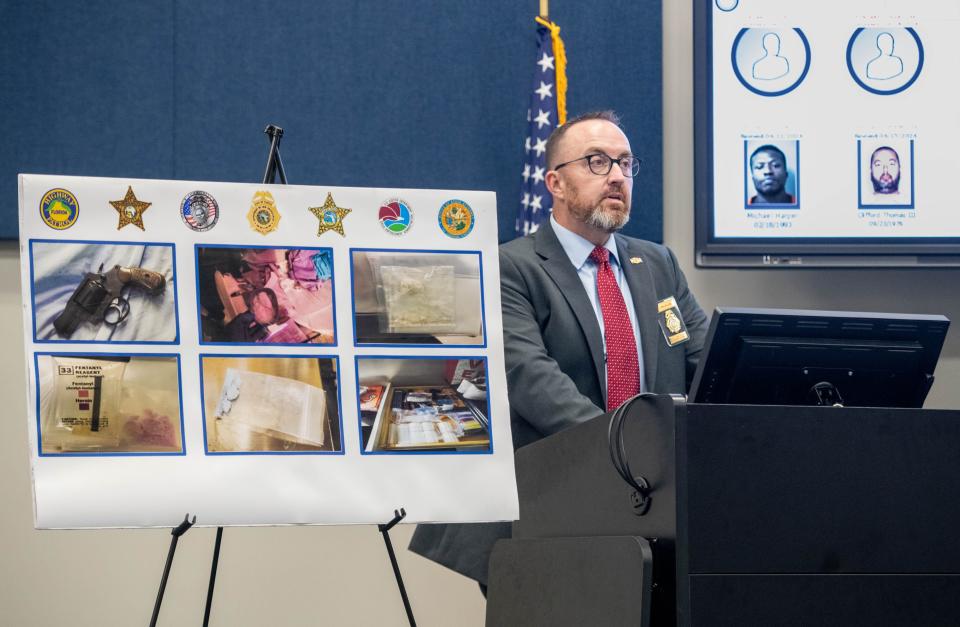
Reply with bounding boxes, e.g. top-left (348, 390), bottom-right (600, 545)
top-left (695, 0), bottom-right (960, 266)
